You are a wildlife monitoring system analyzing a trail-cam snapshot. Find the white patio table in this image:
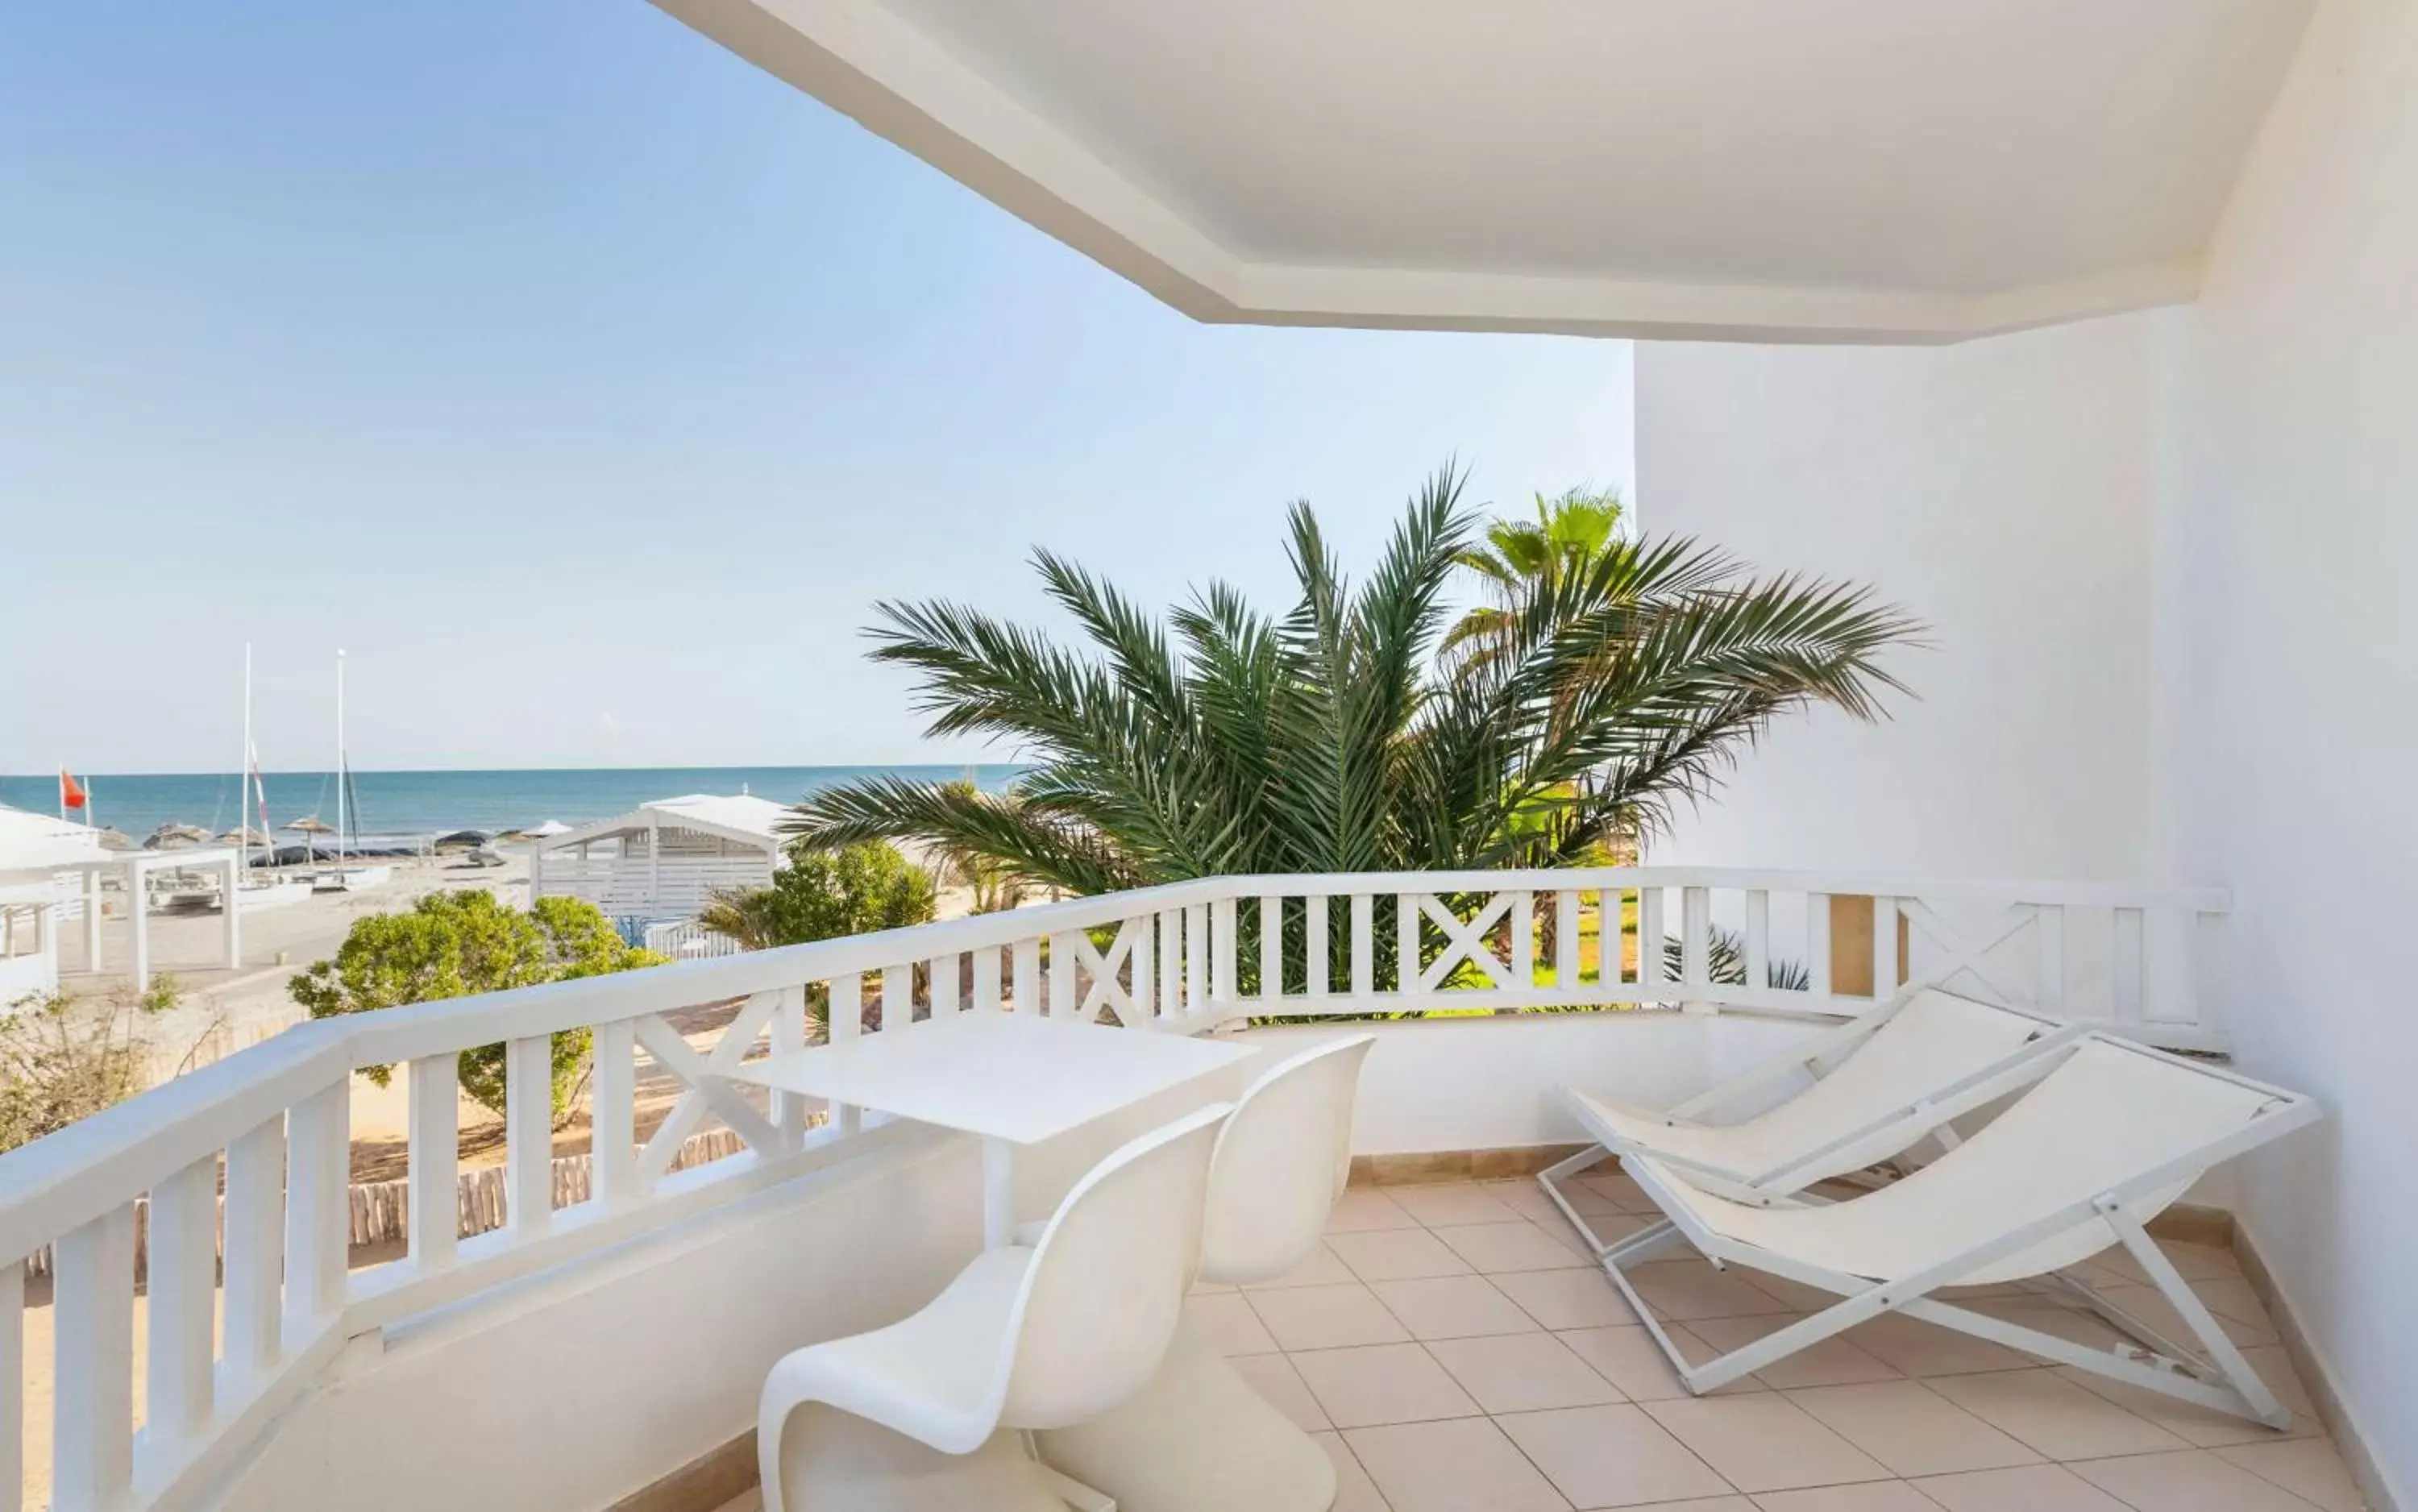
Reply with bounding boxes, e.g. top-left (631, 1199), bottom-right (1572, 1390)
top-left (723, 1012), bottom-right (1252, 1246)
